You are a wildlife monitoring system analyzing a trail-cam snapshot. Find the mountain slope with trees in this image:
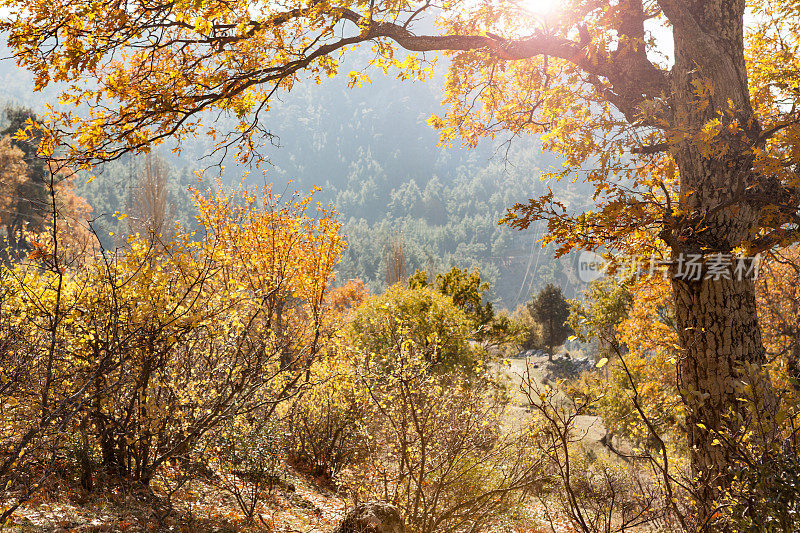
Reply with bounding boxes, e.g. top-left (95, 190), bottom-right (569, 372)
top-left (0, 49), bottom-right (586, 306)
